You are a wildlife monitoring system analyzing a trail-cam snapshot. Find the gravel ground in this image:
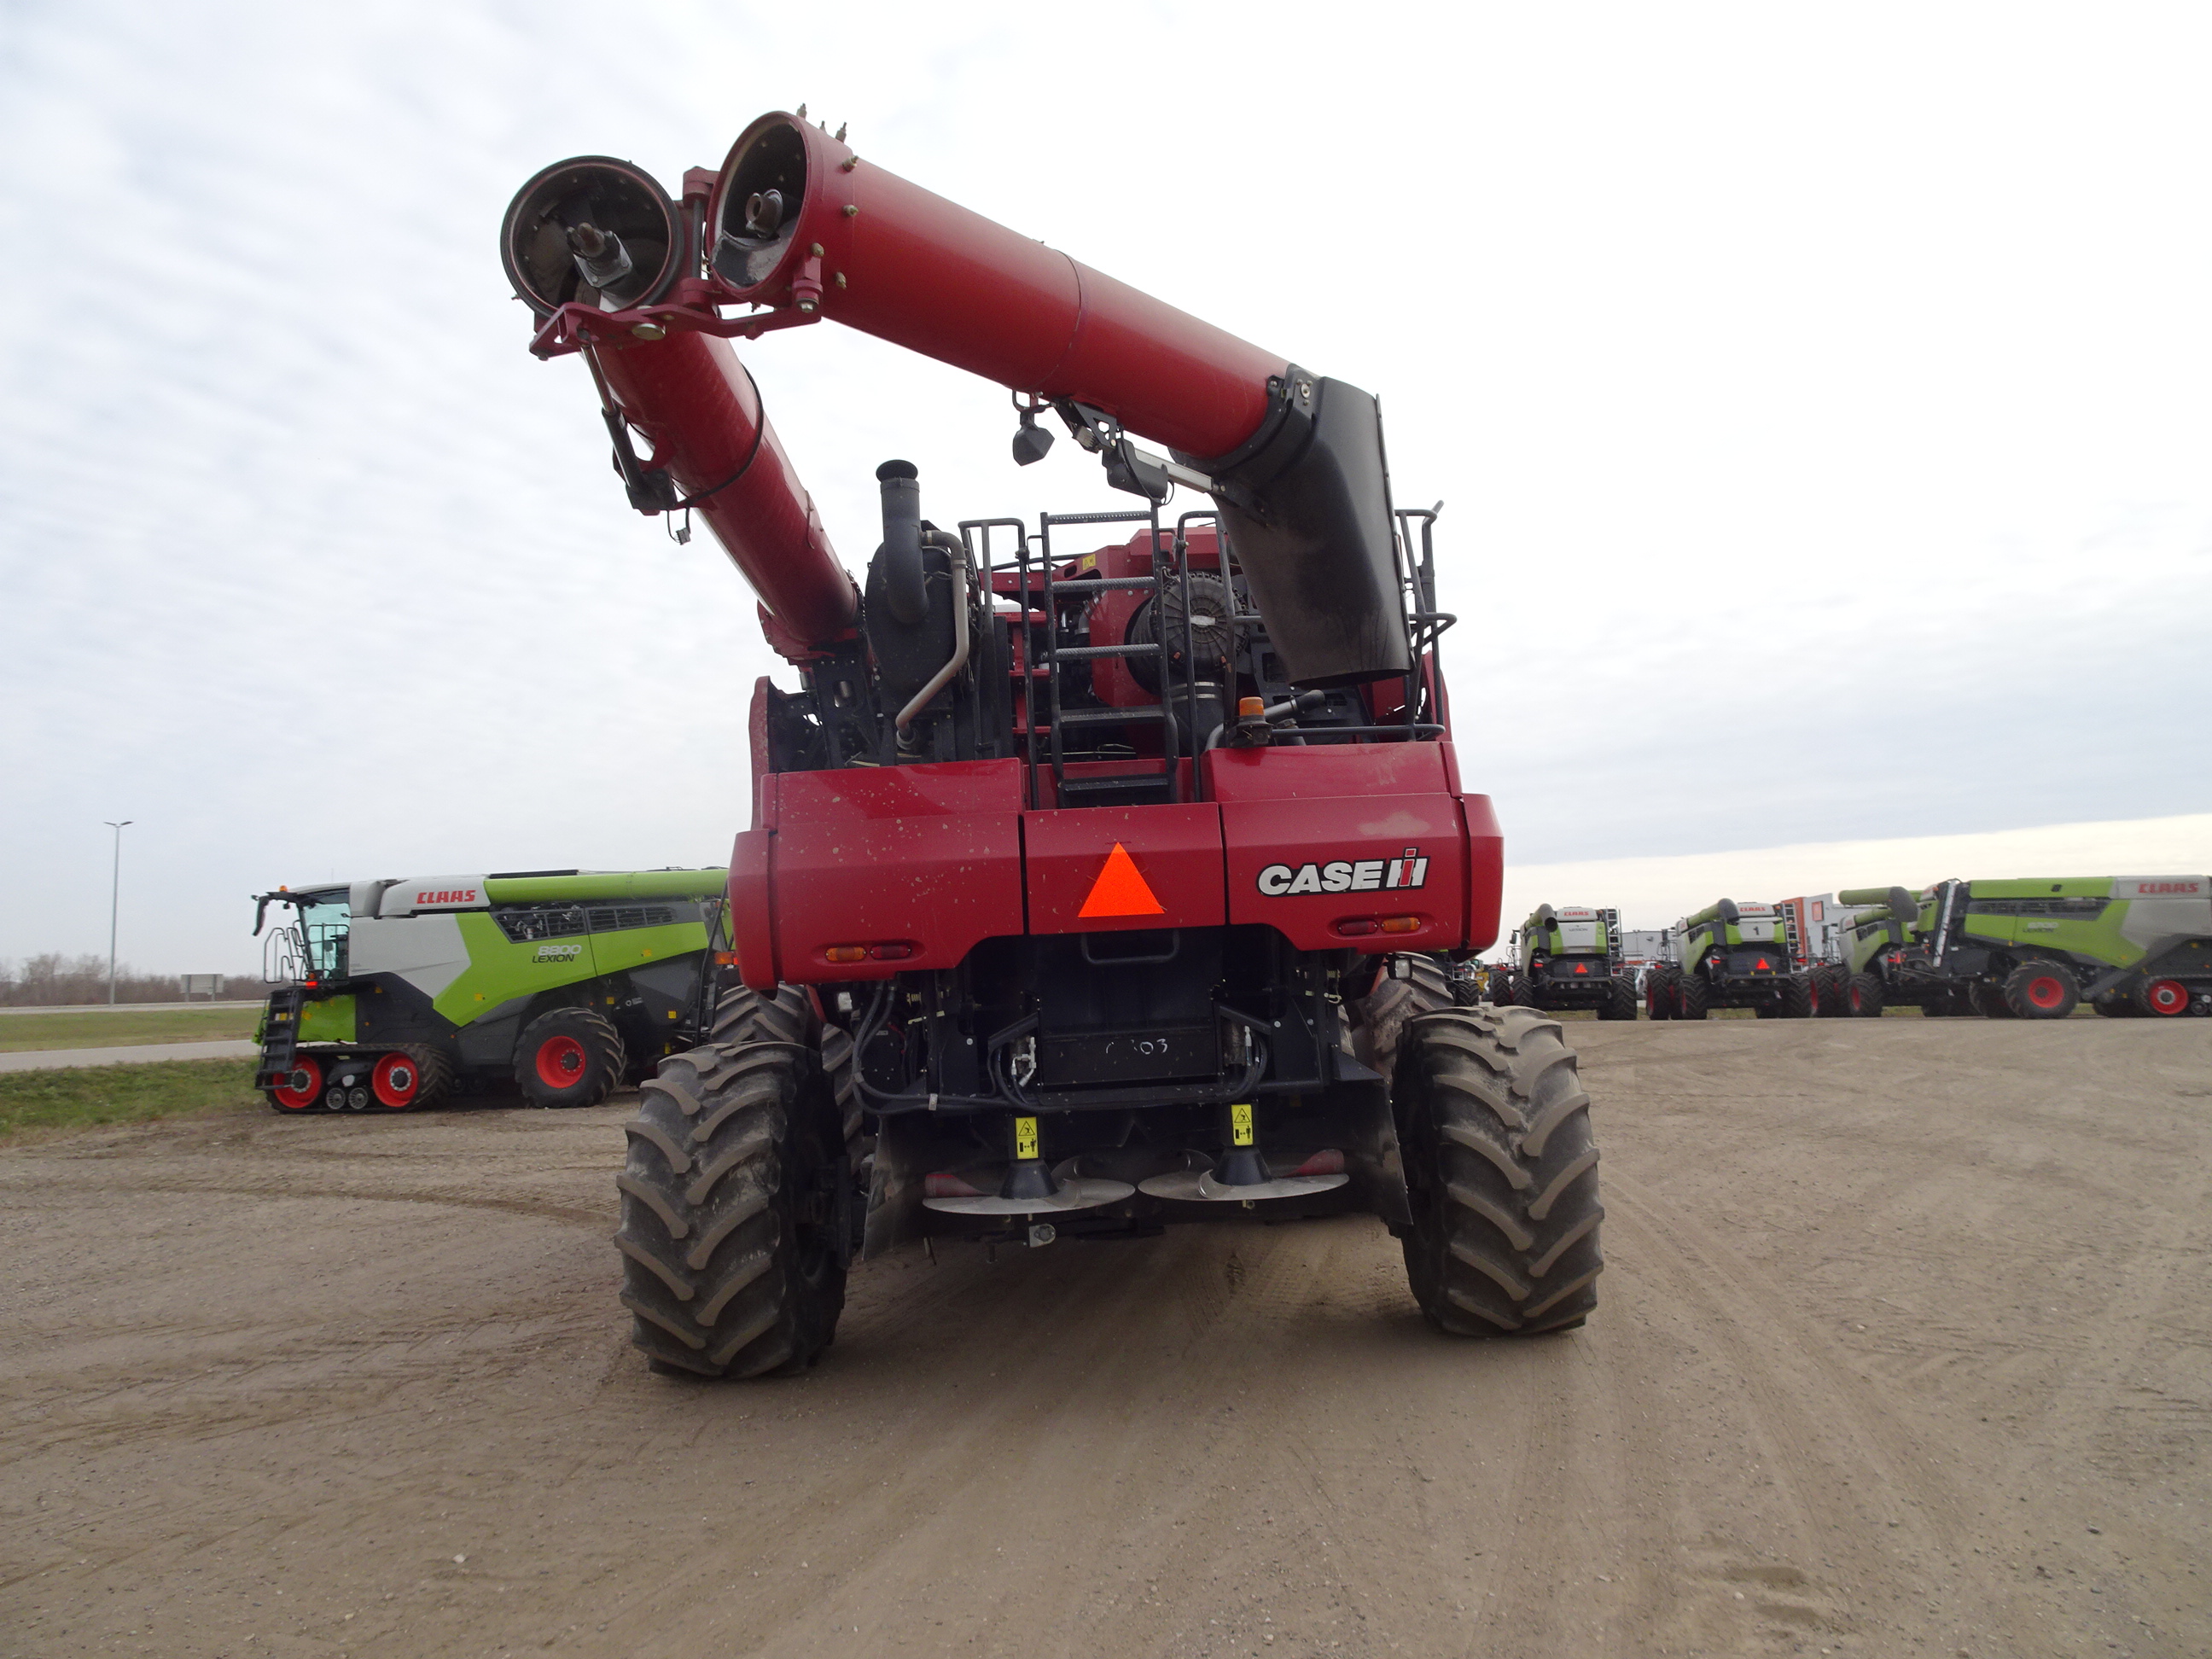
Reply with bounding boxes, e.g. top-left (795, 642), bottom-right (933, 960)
top-left (0, 1017), bottom-right (2204, 1658)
